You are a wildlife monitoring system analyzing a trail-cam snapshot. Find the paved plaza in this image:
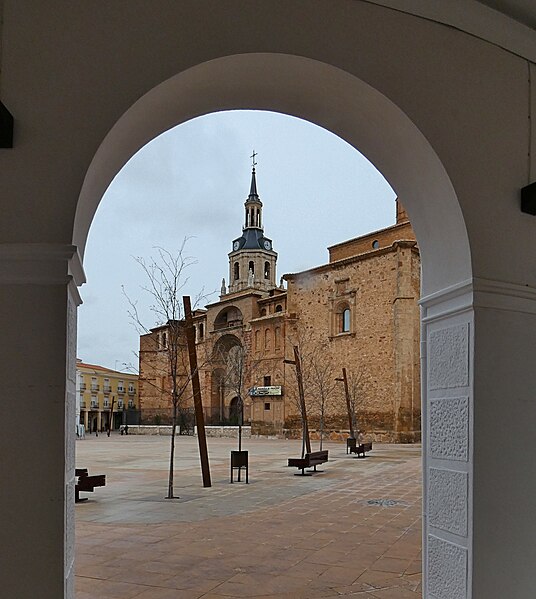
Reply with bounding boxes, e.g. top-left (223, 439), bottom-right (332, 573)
top-left (75, 435), bottom-right (422, 598)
